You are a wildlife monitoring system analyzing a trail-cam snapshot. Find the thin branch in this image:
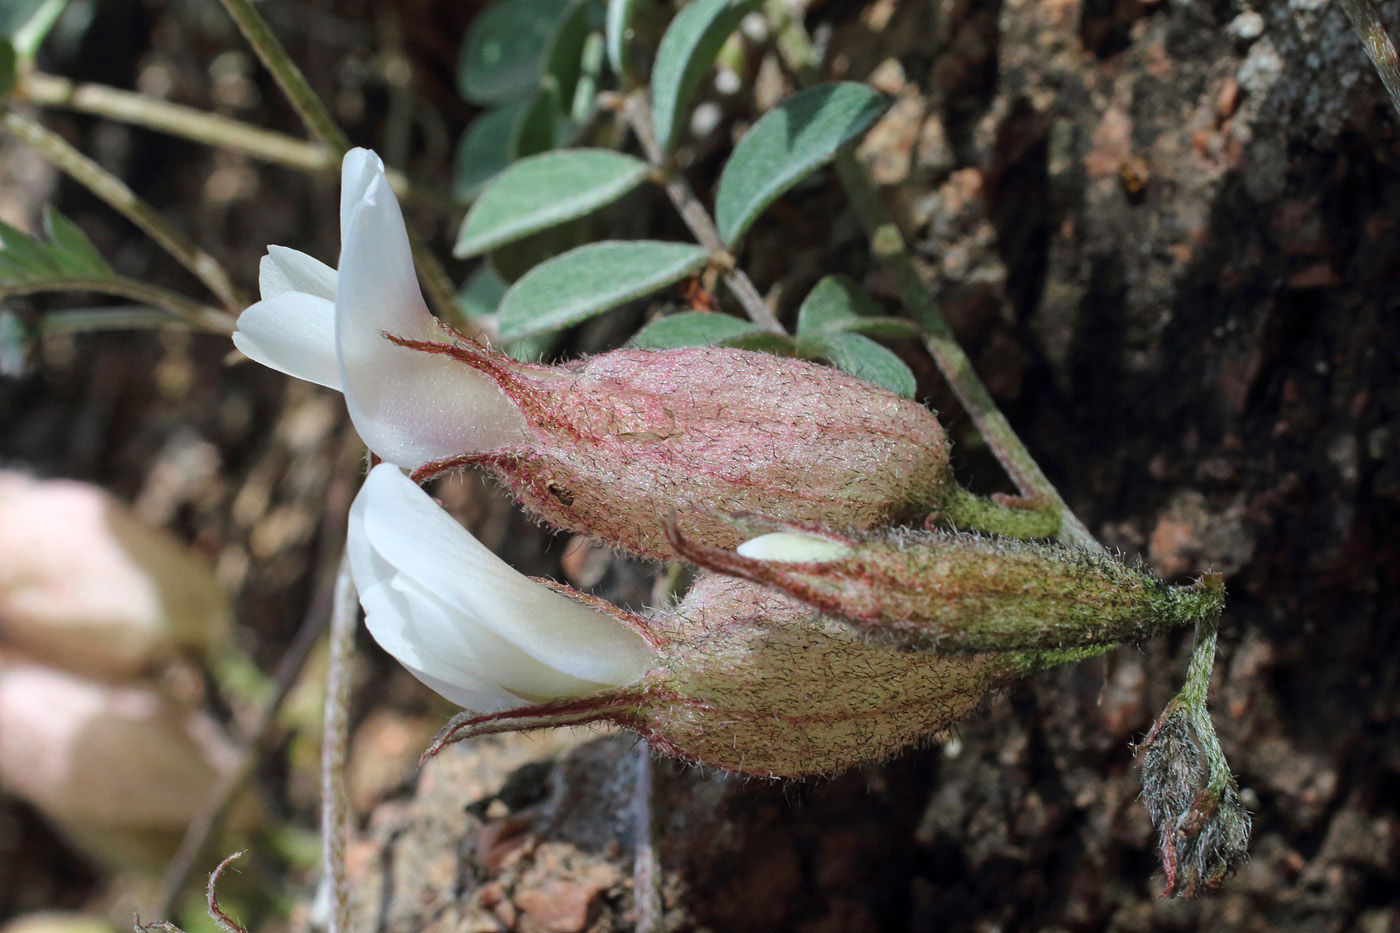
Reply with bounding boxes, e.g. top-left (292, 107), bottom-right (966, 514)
top-left (763, 5), bottom-right (1095, 549)
top-left (22, 72), bottom-right (336, 173)
top-left (621, 93), bottom-right (785, 334)
top-left (832, 152), bottom-right (1094, 550)
top-left (632, 744), bottom-right (664, 933)
top-left (21, 73), bottom-right (453, 214)
top-left (1340, 0), bottom-right (1400, 116)
top-left (0, 108), bottom-right (248, 311)
top-left (2, 276), bottom-right (235, 333)
top-left (321, 553), bottom-right (356, 933)
top-left (155, 435), bottom-right (360, 915)
top-left (213, 0), bottom-right (350, 153)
